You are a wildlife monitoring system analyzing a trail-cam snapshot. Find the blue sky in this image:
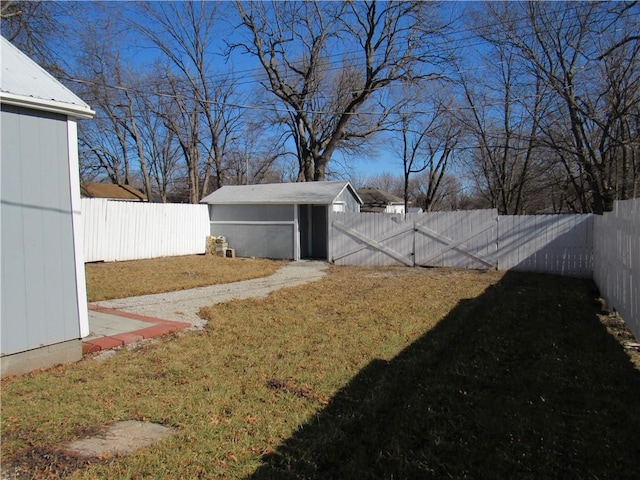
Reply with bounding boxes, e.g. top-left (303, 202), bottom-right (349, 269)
top-left (57, 1), bottom-right (477, 186)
